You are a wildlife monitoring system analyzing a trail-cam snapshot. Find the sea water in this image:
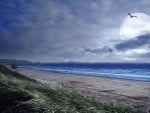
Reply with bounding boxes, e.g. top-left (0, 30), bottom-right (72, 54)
top-left (20, 63), bottom-right (150, 82)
